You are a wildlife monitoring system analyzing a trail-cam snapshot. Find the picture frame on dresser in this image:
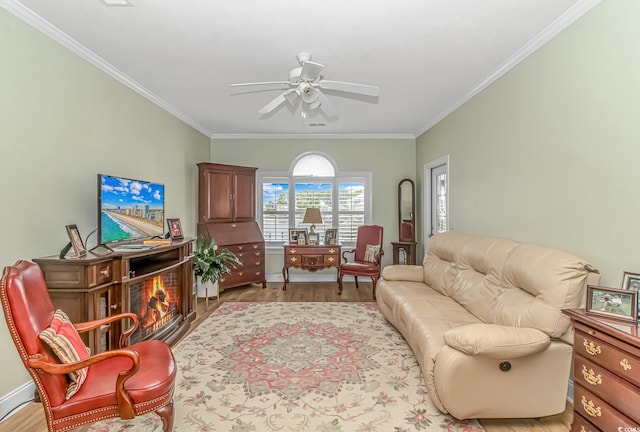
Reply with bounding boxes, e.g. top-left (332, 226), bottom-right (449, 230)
top-left (621, 271), bottom-right (640, 318)
top-left (167, 218), bottom-right (184, 240)
top-left (324, 228), bottom-right (338, 245)
top-left (586, 285), bottom-right (638, 322)
top-left (289, 228), bottom-right (307, 244)
top-left (65, 224), bottom-right (87, 257)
